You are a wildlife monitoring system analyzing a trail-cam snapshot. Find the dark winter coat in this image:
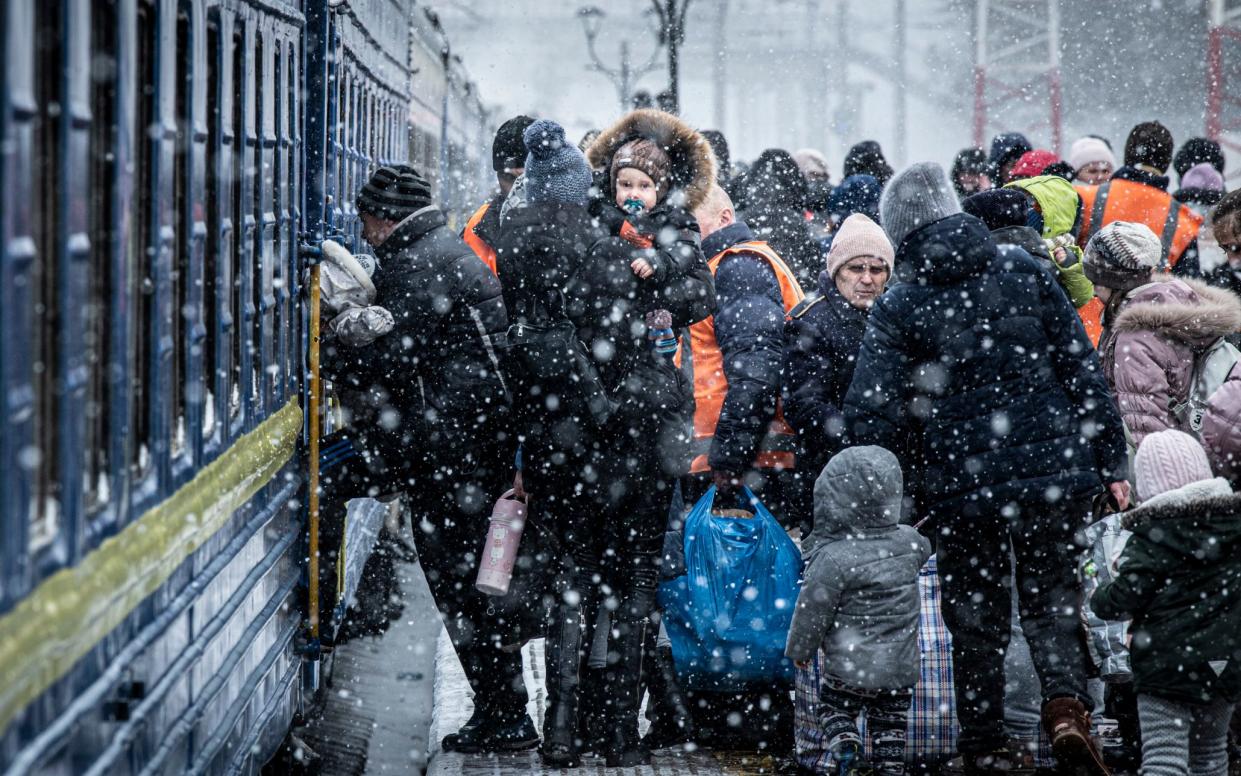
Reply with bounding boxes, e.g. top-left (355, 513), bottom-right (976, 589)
top-left (327, 206), bottom-right (510, 465)
top-left (1091, 479), bottom-right (1241, 705)
top-left (783, 271), bottom-right (871, 472)
top-left (464, 190), bottom-right (505, 252)
top-left (738, 150), bottom-right (823, 290)
top-left (785, 446), bottom-right (932, 688)
top-left (1208, 260), bottom-right (1241, 299)
top-left (578, 204), bottom-right (711, 473)
top-left (991, 224), bottom-right (1054, 264)
top-left (493, 202), bottom-right (604, 466)
top-left (700, 221), bottom-right (787, 473)
top-left (842, 213), bottom-right (1128, 520)
top-left (580, 110), bottom-right (719, 476)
